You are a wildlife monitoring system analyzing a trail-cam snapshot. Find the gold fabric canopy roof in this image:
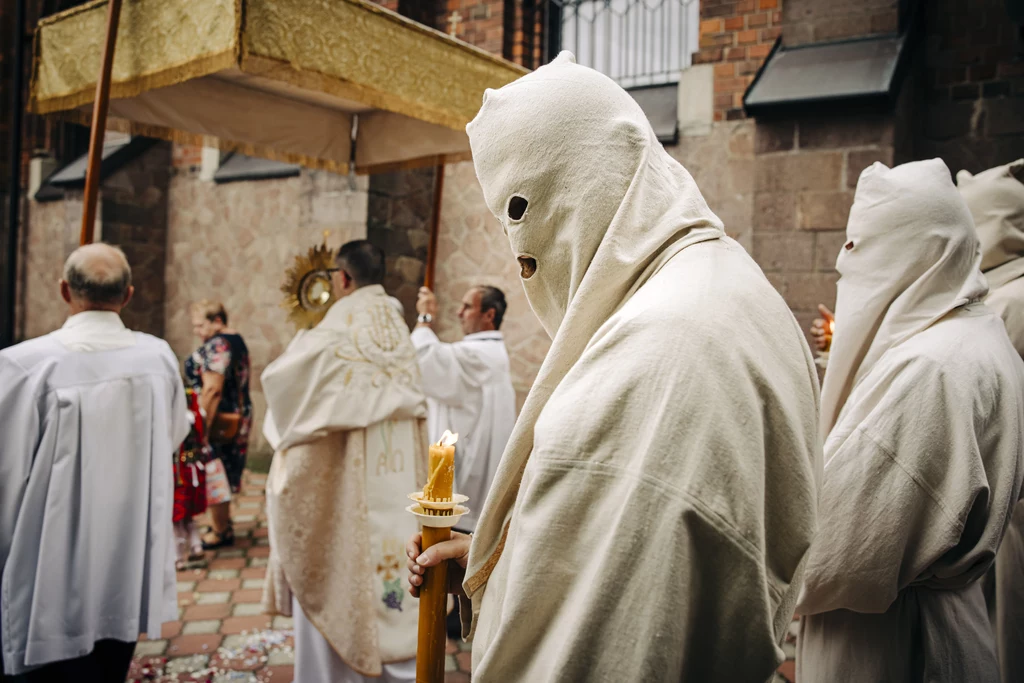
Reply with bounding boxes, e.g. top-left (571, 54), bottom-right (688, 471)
top-left (30, 0), bottom-right (527, 174)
